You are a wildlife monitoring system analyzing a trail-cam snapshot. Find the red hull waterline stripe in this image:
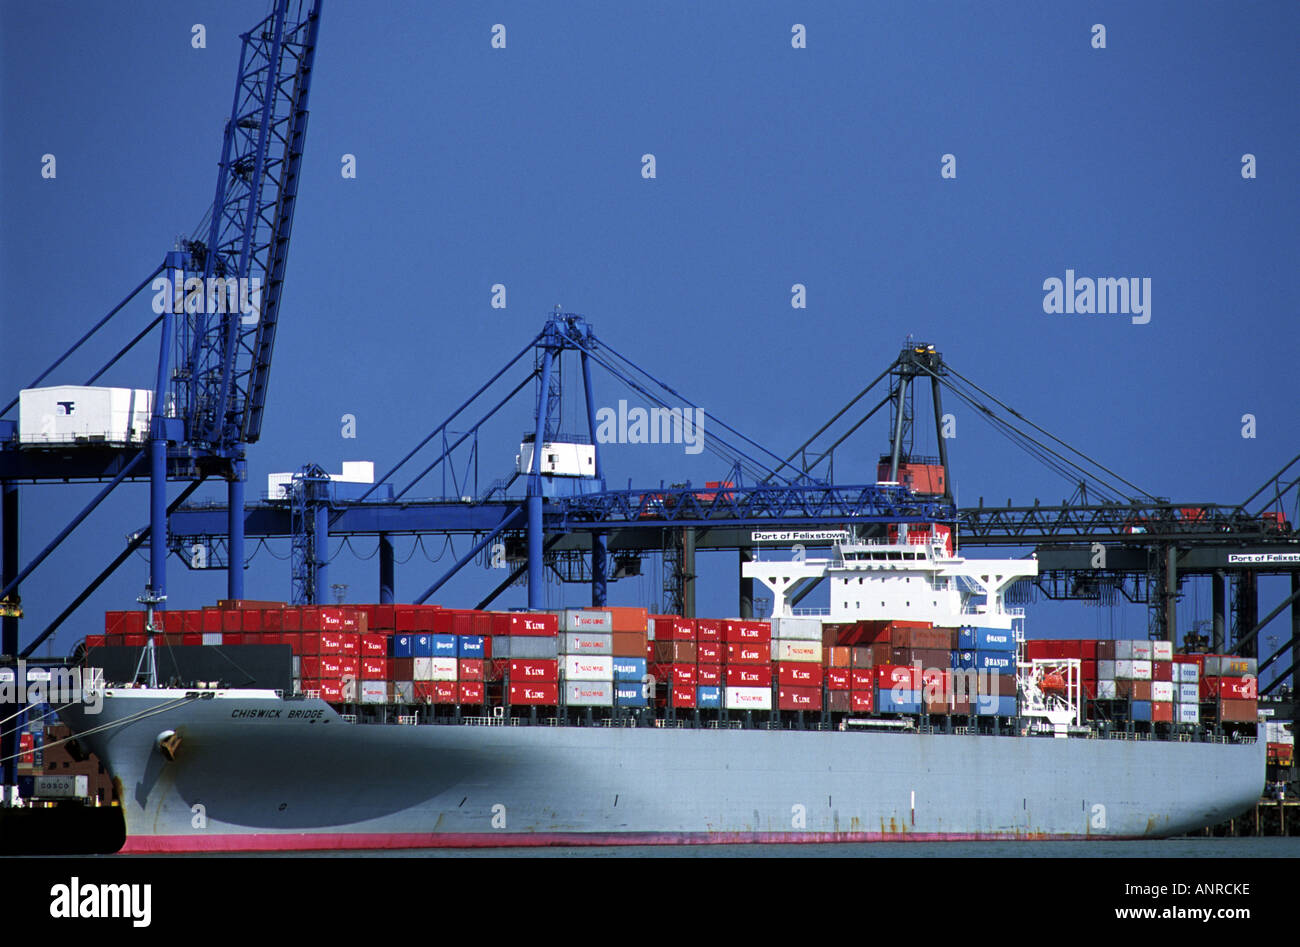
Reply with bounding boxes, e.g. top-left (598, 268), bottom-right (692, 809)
top-left (120, 830), bottom-right (1129, 853)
